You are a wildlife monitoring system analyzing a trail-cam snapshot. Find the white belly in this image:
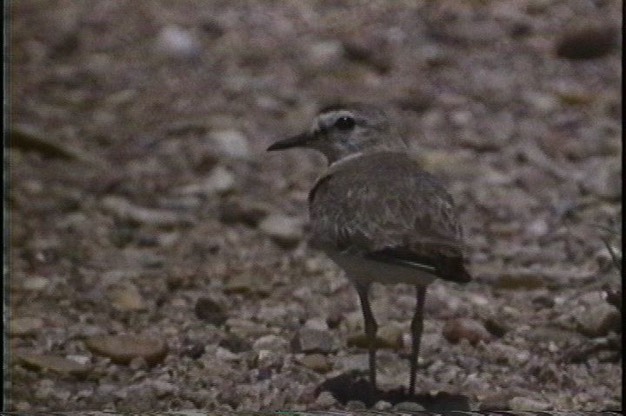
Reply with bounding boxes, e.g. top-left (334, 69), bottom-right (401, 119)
top-left (325, 252), bottom-right (436, 287)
